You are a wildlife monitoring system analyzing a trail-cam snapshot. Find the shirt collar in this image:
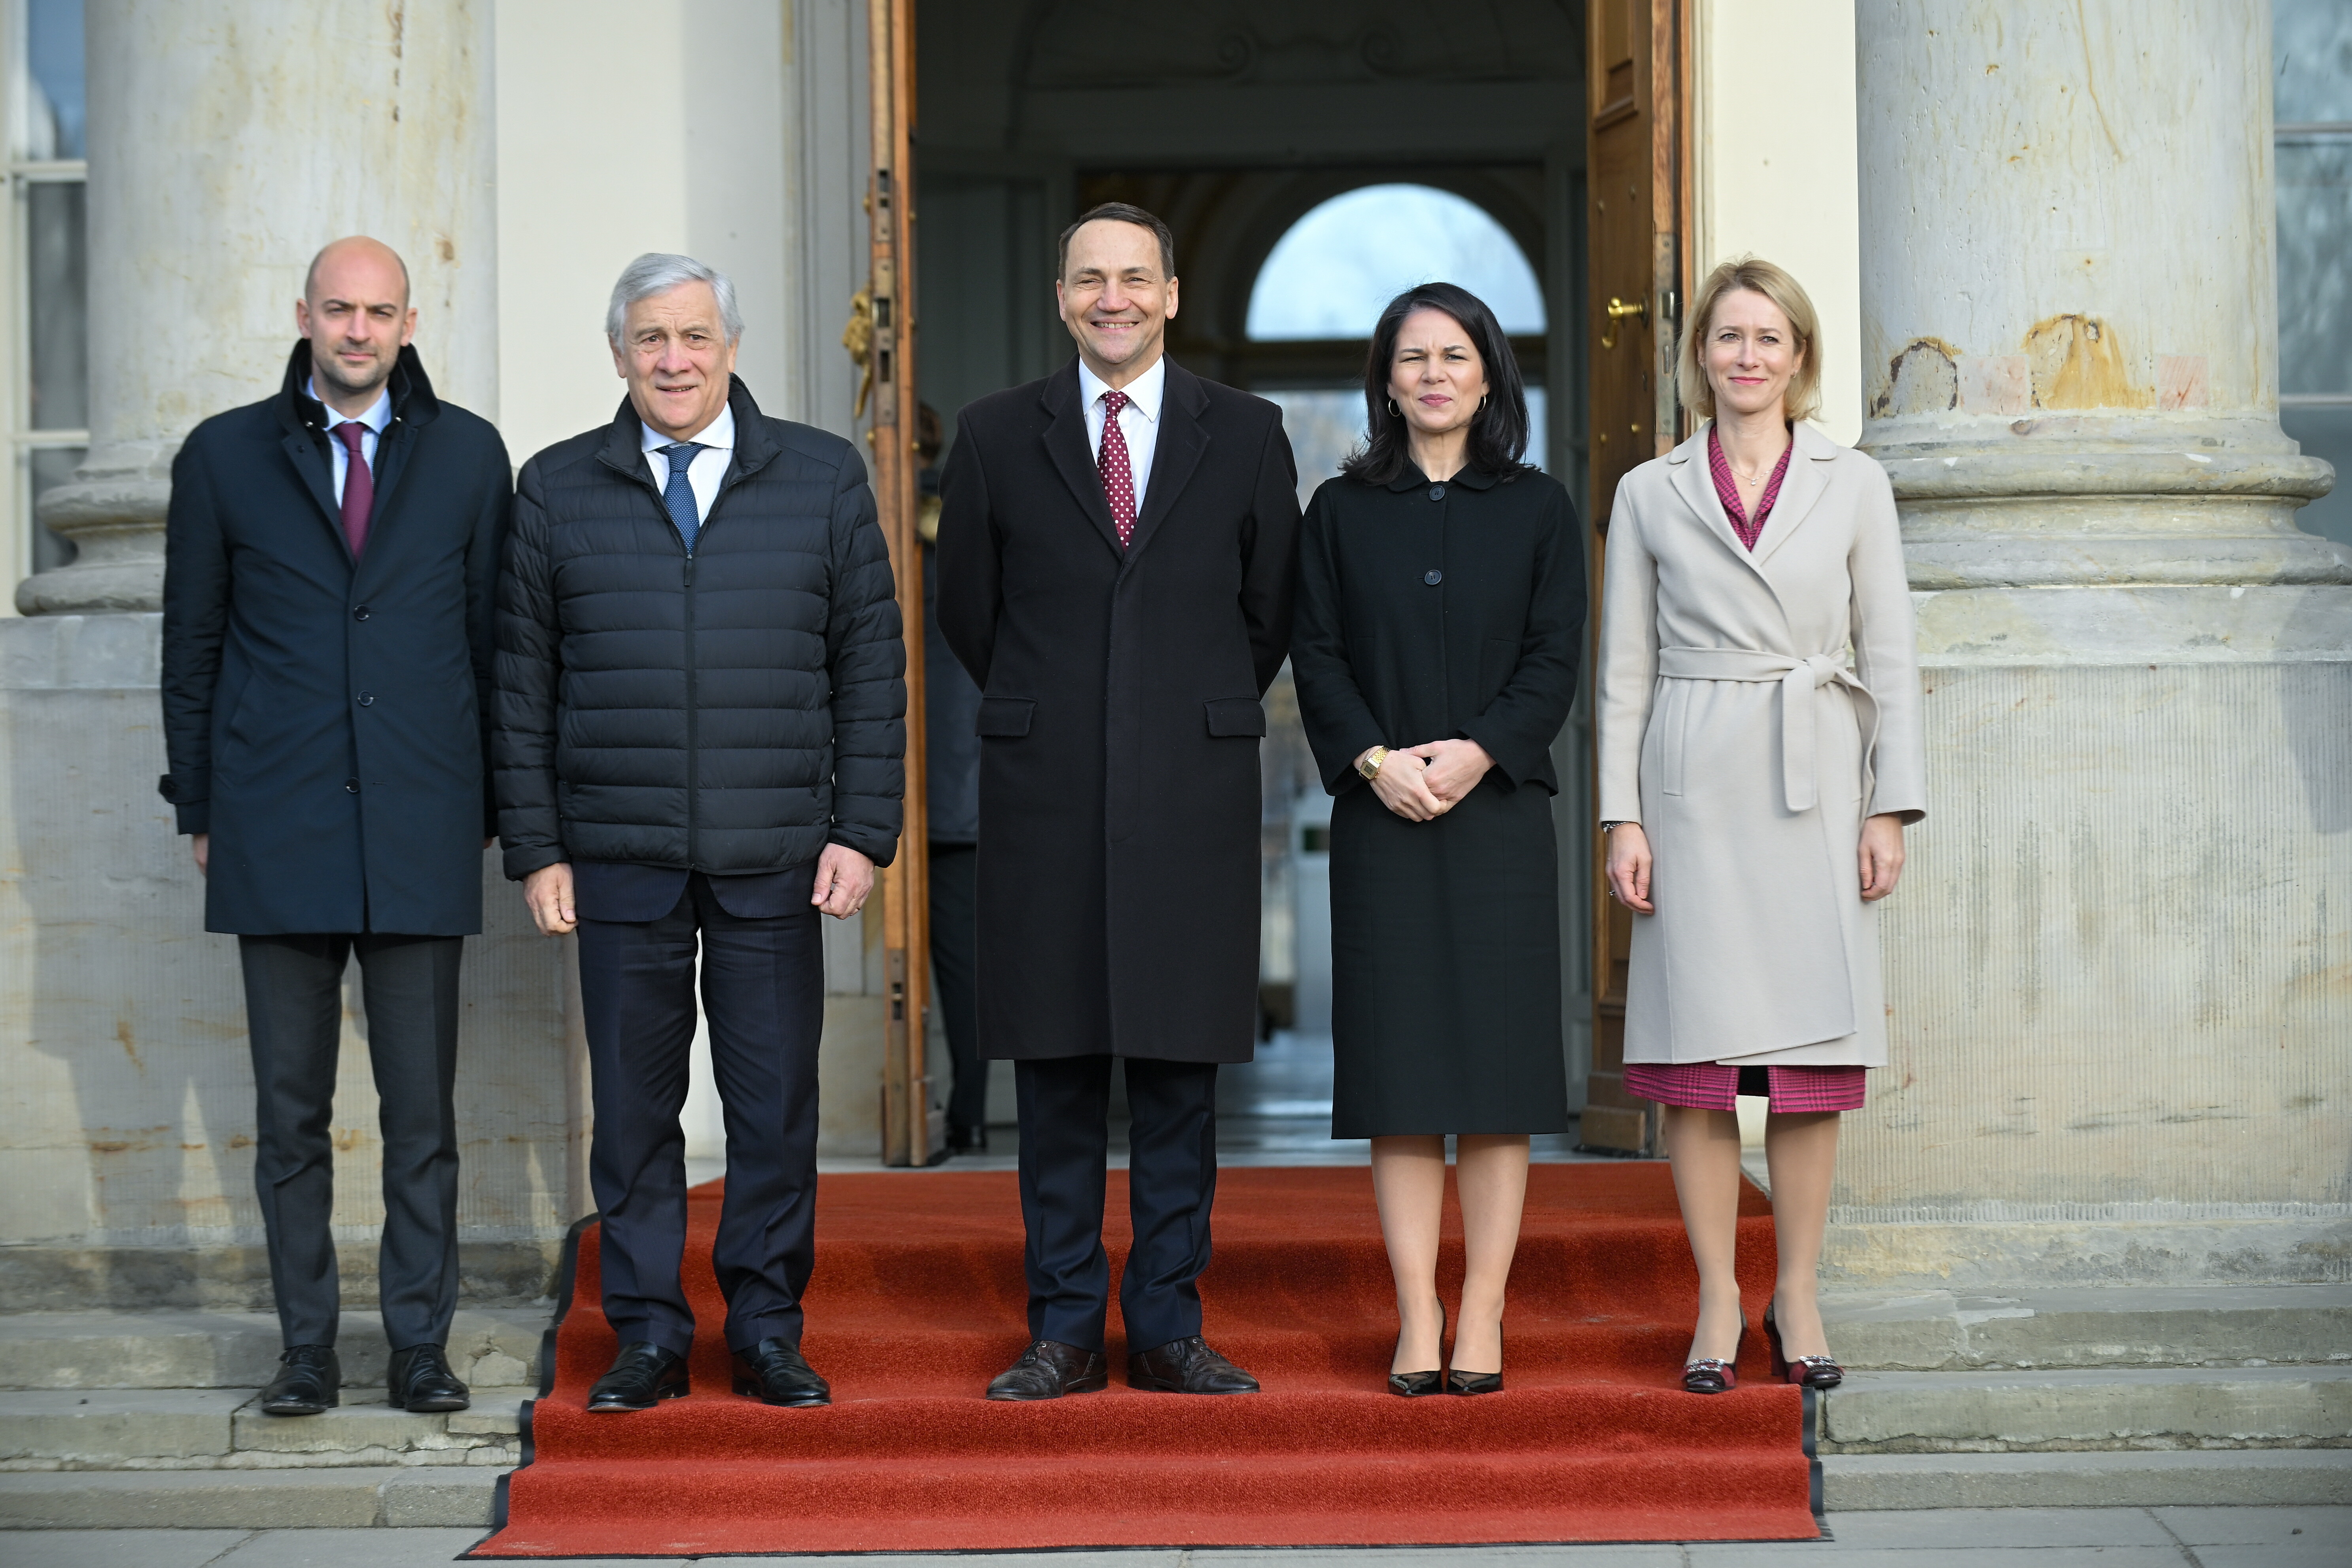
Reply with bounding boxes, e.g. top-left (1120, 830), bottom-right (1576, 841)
top-left (641, 399), bottom-right (737, 455)
top-left (1077, 354), bottom-right (1165, 423)
top-left (305, 376), bottom-right (392, 435)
